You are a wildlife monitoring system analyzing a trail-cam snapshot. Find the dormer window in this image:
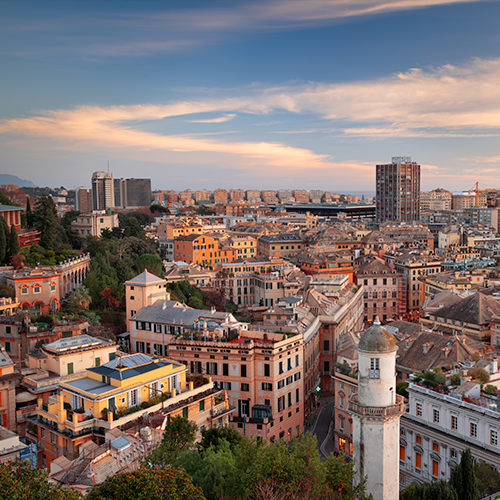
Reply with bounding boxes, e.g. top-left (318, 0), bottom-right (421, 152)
top-left (370, 358), bottom-right (380, 378)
